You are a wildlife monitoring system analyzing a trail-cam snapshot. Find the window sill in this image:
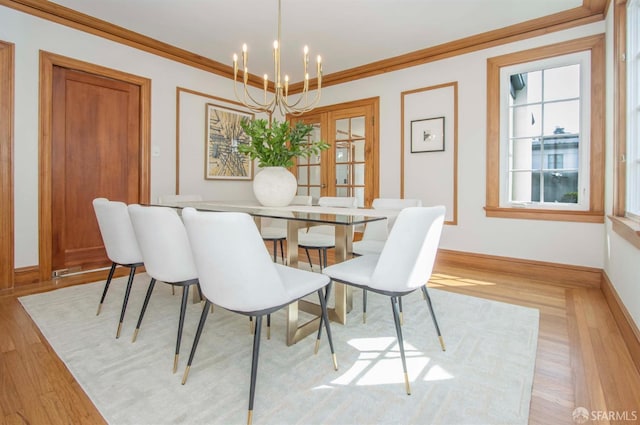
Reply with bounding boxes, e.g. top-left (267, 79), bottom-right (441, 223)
top-left (484, 206), bottom-right (604, 223)
top-left (609, 215), bottom-right (640, 250)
